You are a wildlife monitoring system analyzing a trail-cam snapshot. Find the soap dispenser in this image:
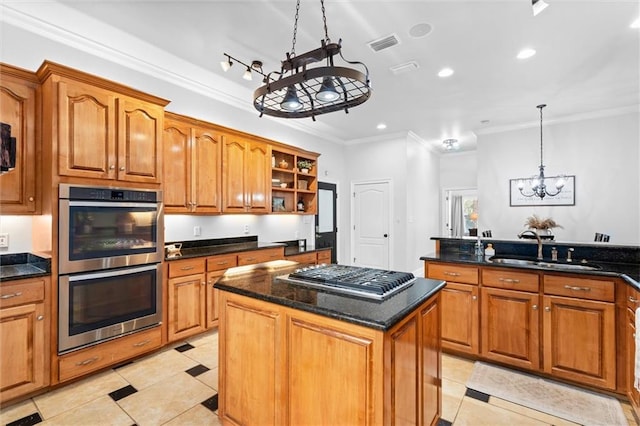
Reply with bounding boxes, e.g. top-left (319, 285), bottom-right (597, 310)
top-left (484, 243), bottom-right (495, 259)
